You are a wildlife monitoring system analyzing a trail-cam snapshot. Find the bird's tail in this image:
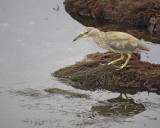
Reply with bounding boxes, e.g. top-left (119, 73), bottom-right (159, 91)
top-left (142, 44), bottom-right (150, 51)
top-left (138, 41), bottom-right (150, 52)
